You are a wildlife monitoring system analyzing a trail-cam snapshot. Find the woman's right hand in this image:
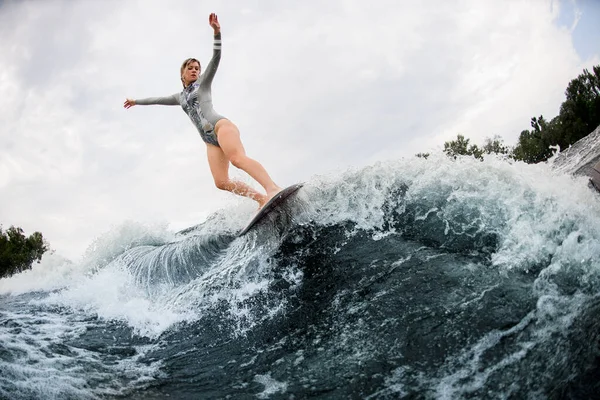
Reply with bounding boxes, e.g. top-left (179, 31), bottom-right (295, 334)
top-left (123, 98), bottom-right (136, 109)
top-left (209, 13), bottom-right (220, 34)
